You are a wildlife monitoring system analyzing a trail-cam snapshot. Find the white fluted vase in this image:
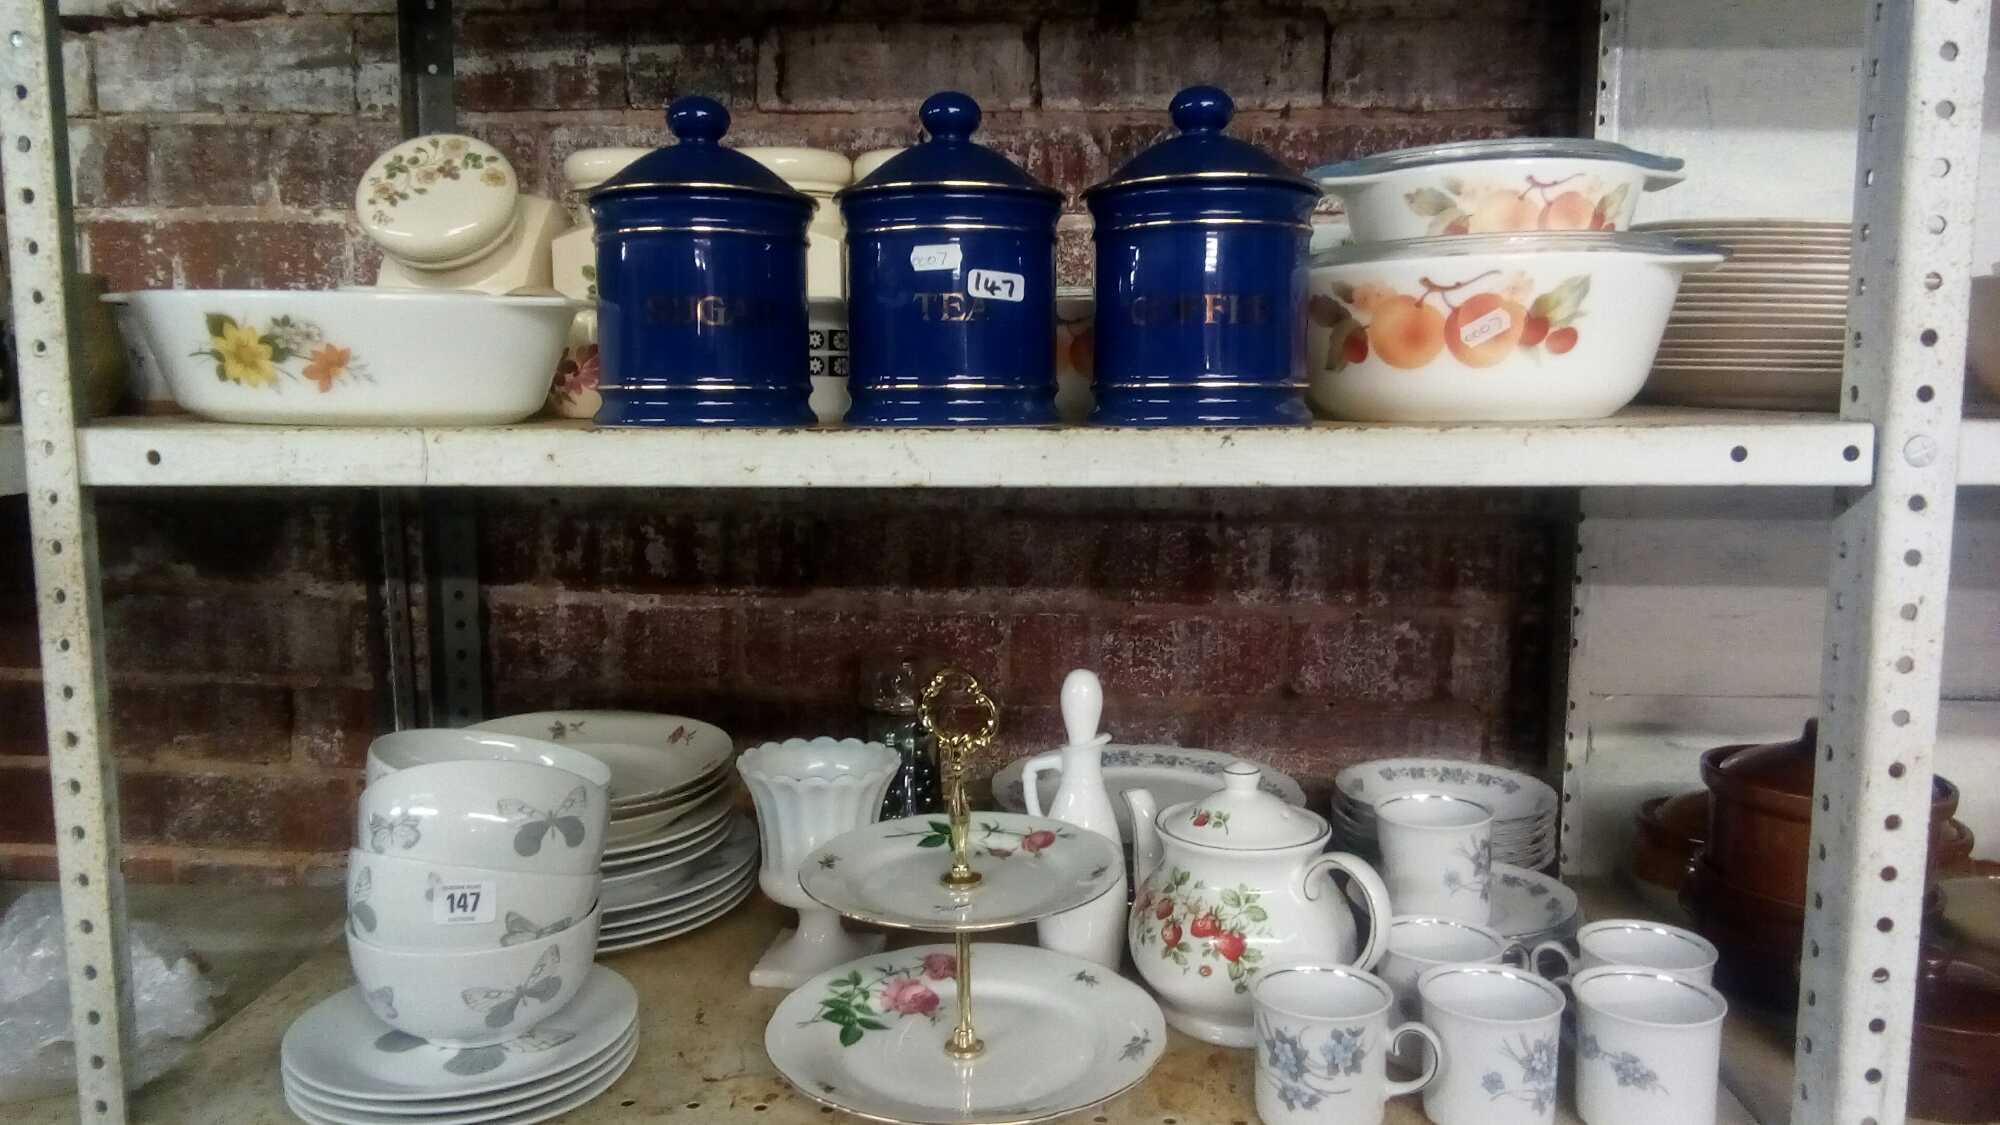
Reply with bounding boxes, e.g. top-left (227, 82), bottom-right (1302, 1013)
top-left (738, 737), bottom-right (898, 988)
